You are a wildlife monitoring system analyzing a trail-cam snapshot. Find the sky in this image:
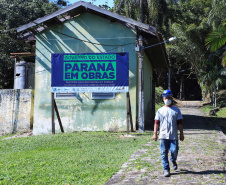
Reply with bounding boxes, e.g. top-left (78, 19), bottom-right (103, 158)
top-left (67, 0), bottom-right (114, 7)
